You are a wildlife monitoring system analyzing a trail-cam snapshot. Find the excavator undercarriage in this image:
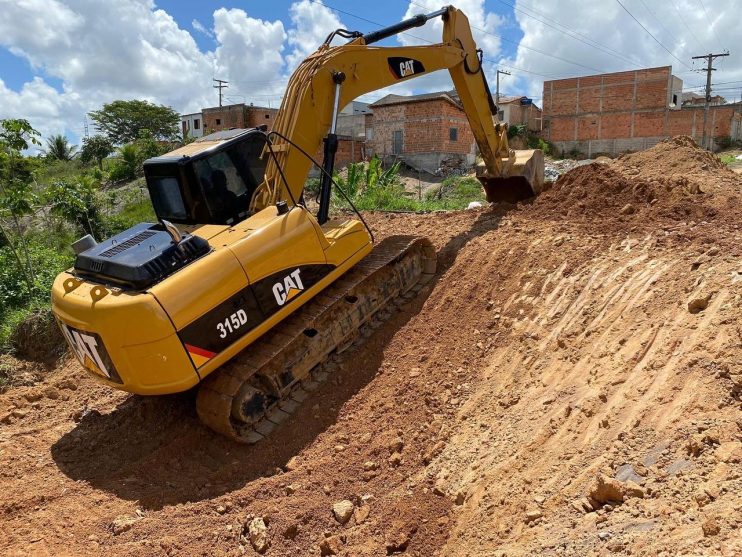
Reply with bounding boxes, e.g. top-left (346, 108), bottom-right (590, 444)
top-left (196, 236), bottom-right (435, 443)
